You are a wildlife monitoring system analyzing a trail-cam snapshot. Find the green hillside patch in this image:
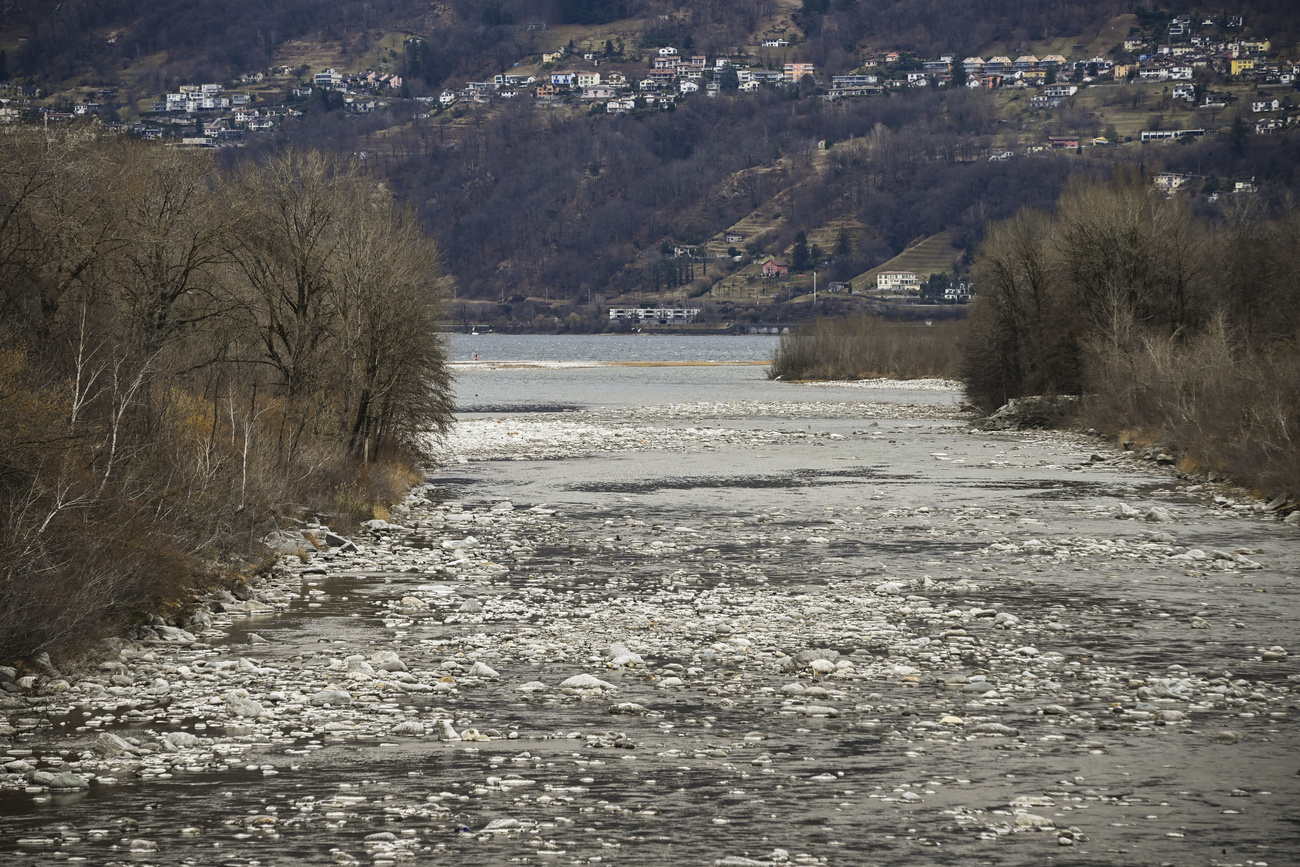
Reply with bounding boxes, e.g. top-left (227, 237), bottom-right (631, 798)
top-left (849, 232), bottom-right (961, 294)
